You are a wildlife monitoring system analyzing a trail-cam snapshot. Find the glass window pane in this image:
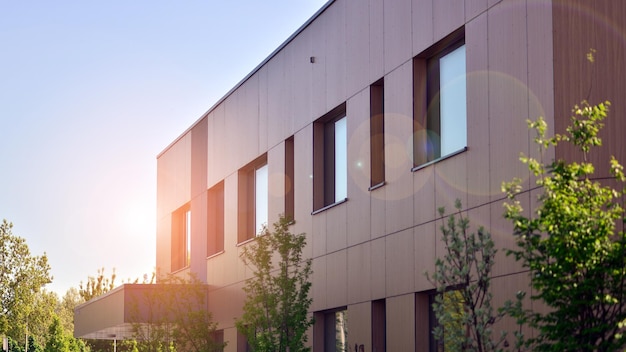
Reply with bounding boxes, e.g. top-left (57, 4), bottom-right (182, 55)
top-left (439, 45), bottom-right (466, 156)
top-left (185, 210), bottom-right (191, 266)
top-left (255, 164), bottom-right (268, 236)
top-left (334, 116), bottom-right (347, 202)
